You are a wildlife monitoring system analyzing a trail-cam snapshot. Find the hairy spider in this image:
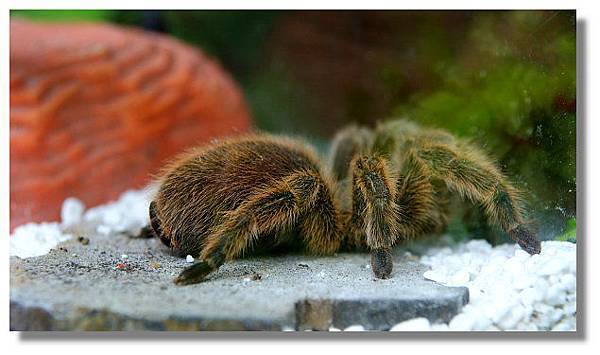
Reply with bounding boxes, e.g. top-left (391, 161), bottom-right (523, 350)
top-left (141, 119), bottom-right (541, 285)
